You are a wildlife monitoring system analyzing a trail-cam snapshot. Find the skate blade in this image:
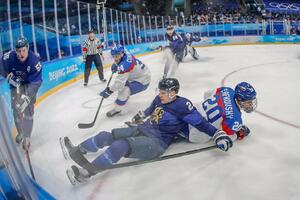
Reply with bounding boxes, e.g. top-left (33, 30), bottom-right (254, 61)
top-left (66, 168), bottom-right (78, 186)
top-left (59, 137), bottom-right (69, 160)
top-left (124, 121), bottom-right (137, 127)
